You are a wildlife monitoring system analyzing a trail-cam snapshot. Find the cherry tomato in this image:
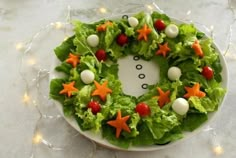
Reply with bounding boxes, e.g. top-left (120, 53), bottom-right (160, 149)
top-left (154, 19), bottom-right (166, 31)
top-left (87, 101), bottom-right (101, 114)
top-left (116, 33), bottom-right (128, 46)
top-left (135, 103), bottom-right (151, 117)
top-left (95, 49), bottom-right (107, 61)
top-left (202, 66), bottom-right (214, 80)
